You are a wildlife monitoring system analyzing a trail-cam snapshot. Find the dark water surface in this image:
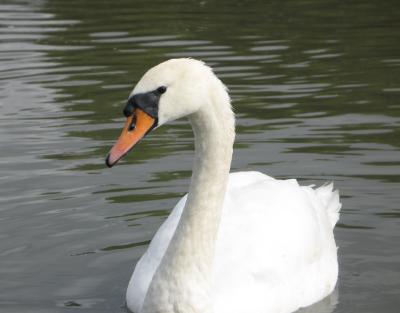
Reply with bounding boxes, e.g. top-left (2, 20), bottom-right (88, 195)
top-left (1, 0), bottom-right (399, 312)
